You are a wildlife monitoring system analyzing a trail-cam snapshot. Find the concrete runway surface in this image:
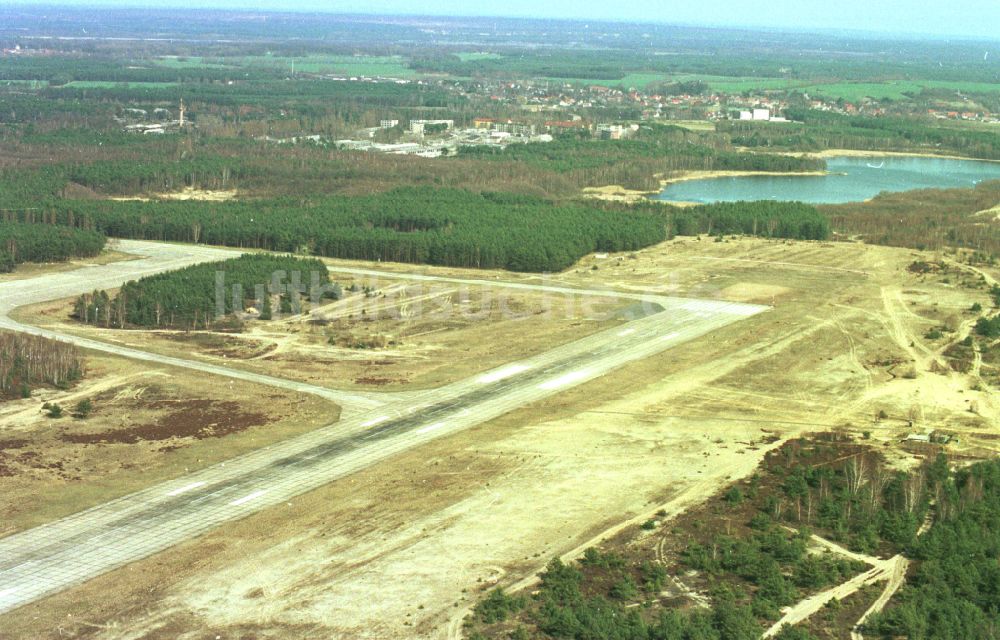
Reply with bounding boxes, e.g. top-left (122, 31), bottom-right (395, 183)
top-left (0, 239), bottom-right (767, 614)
